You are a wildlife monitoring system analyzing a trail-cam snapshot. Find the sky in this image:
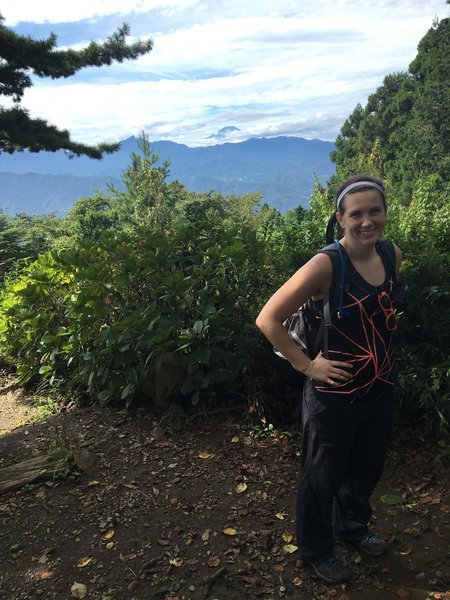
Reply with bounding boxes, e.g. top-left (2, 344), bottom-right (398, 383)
top-left (2, 0), bottom-right (449, 148)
